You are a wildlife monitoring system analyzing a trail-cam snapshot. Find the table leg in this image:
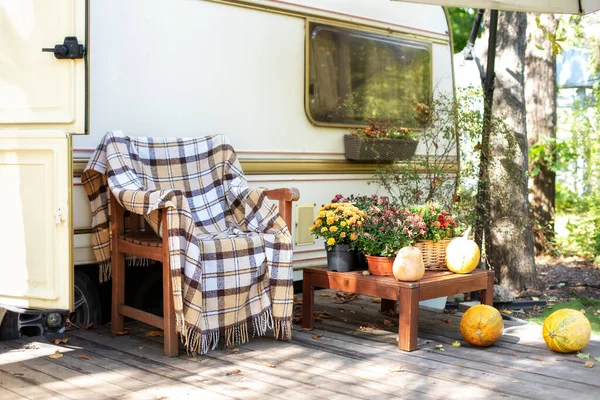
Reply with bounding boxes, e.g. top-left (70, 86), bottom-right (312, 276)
top-left (398, 287), bottom-right (419, 351)
top-left (302, 270), bottom-right (314, 330)
top-left (481, 272), bottom-right (494, 306)
top-left (381, 299), bottom-right (397, 314)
